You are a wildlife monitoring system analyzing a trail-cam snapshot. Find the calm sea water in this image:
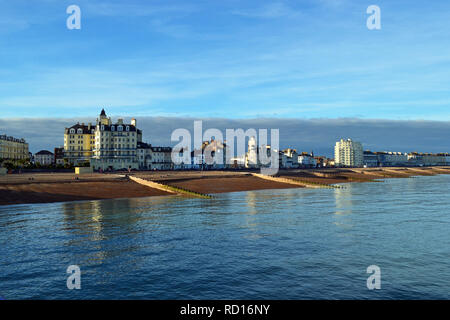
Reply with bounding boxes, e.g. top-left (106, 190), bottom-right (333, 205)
top-left (0, 175), bottom-right (449, 299)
